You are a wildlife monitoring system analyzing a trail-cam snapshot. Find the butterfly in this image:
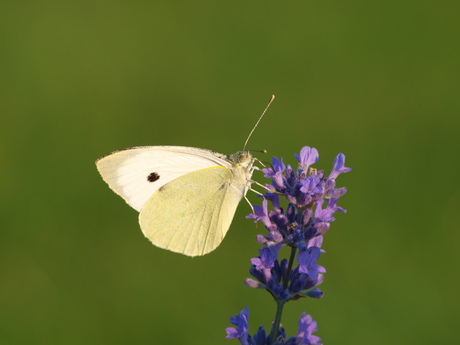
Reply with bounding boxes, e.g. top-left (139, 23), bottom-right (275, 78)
top-left (96, 96), bottom-right (274, 257)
